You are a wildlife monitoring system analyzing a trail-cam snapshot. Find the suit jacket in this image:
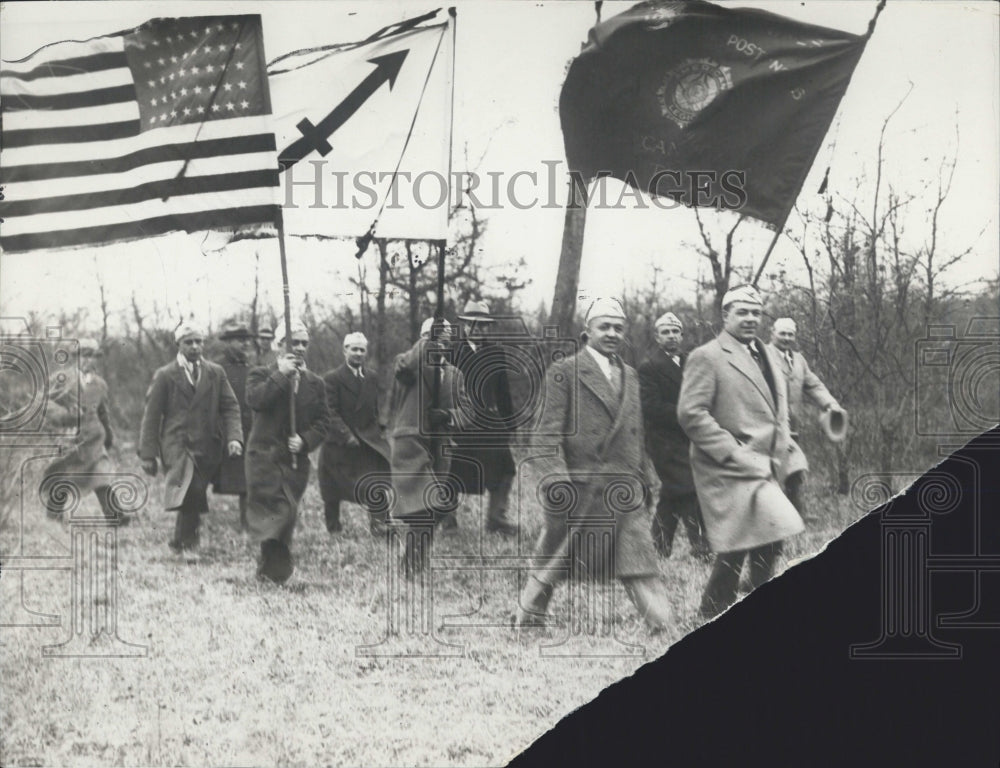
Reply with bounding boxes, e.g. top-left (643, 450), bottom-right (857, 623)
top-left (765, 343), bottom-right (839, 435)
top-left (638, 346), bottom-right (695, 495)
top-left (245, 364), bottom-right (331, 542)
top-left (138, 359), bottom-right (241, 510)
top-left (678, 332), bottom-right (803, 552)
top-left (529, 347), bottom-right (659, 581)
top-left (387, 338), bottom-right (469, 516)
top-left (318, 363), bottom-right (390, 498)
